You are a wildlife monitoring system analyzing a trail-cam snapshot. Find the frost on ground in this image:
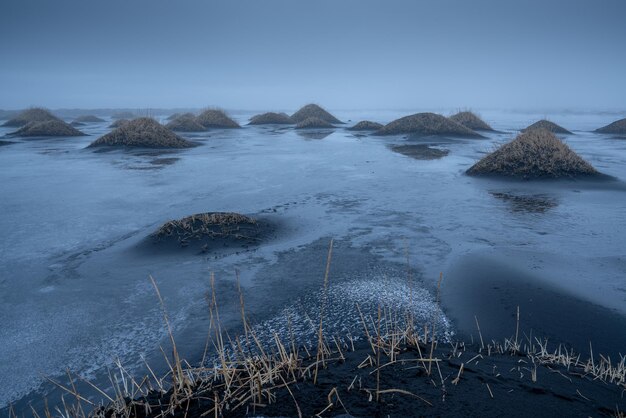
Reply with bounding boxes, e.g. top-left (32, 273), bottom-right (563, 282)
top-left (214, 277), bottom-right (452, 363)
